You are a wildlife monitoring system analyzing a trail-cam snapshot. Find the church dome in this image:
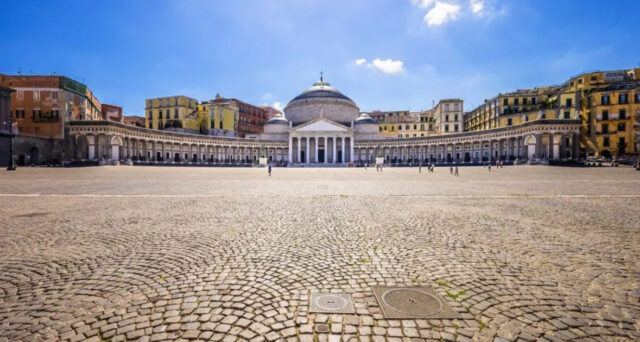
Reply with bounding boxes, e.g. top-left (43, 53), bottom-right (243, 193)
top-left (284, 76), bottom-right (360, 126)
top-left (289, 78), bottom-right (356, 105)
top-left (355, 113), bottom-right (375, 124)
top-left (266, 112), bottom-right (288, 125)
